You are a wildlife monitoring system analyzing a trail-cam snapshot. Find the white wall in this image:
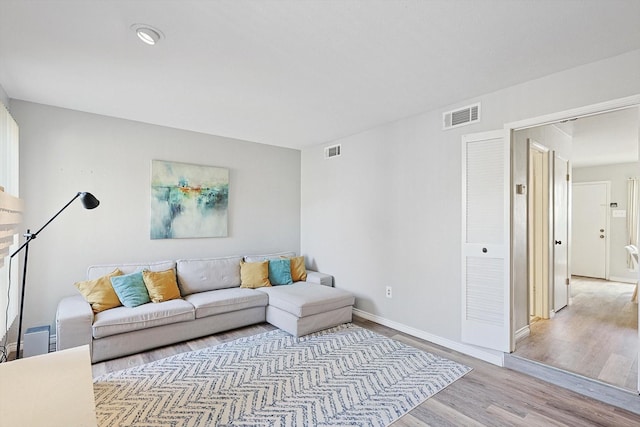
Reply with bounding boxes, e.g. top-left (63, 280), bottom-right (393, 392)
top-left (10, 100), bottom-right (301, 332)
top-left (301, 49), bottom-right (640, 353)
top-left (573, 162), bottom-right (639, 282)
